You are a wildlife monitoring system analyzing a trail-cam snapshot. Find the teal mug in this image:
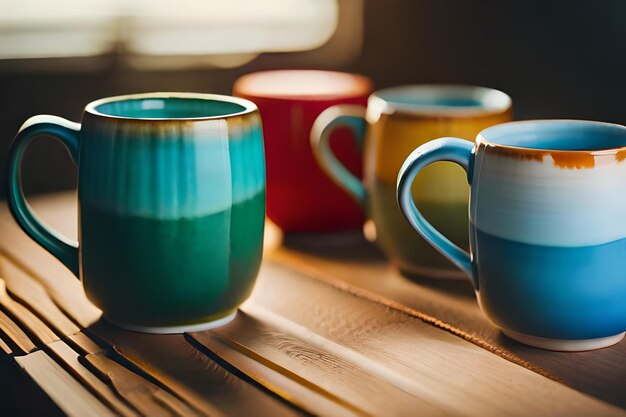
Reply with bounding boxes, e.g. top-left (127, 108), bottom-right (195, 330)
top-left (6, 93), bottom-right (266, 333)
